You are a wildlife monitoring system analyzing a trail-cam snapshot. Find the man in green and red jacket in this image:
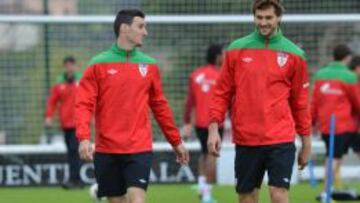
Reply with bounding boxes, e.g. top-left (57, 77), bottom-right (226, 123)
top-left (349, 55), bottom-right (360, 158)
top-left (208, 0), bottom-right (311, 202)
top-left (45, 56), bottom-right (83, 189)
top-left (312, 45), bottom-right (360, 201)
top-left (75, 9), bottom-right (189, 203)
